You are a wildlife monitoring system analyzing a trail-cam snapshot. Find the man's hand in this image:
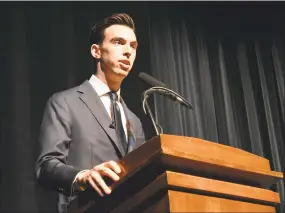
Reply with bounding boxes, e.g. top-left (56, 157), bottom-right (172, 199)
top-left (76, 161), bottom-right (121, 197)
